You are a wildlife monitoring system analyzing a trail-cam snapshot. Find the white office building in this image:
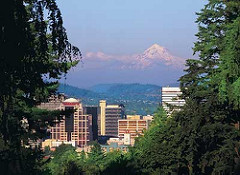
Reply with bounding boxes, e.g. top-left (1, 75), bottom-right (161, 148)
top-left (161, 87), bottom-right (185, 115)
